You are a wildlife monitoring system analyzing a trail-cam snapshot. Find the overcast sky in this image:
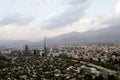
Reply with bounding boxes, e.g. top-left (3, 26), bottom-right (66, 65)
top-left (0, 0), bottom-right (120, 41)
